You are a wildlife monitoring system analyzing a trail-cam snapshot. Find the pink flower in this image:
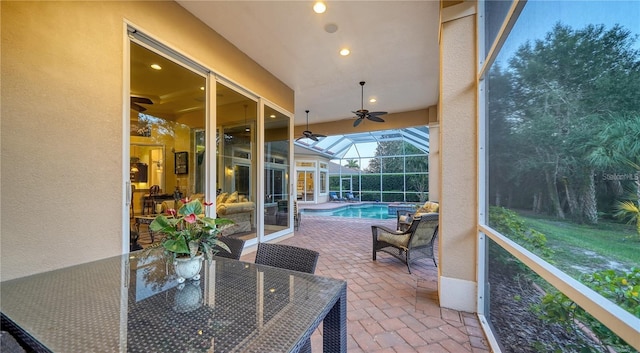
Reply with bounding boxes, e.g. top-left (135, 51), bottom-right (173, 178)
top-left (184, 213), bottom-right (197, 224)
top-left (181, 197), bottom-right (191, 204)
top-left (166, 209), bottom-right (177, 216)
